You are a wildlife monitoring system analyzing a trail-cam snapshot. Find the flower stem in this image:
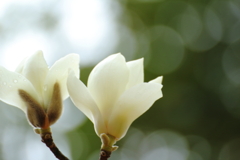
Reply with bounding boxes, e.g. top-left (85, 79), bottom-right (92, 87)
top-left (38, 128), bottom-right (69, 160)
top-left (98, 133), bottom-right (118, 160)
top-left (99, 149), bottom-right (111, 160)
